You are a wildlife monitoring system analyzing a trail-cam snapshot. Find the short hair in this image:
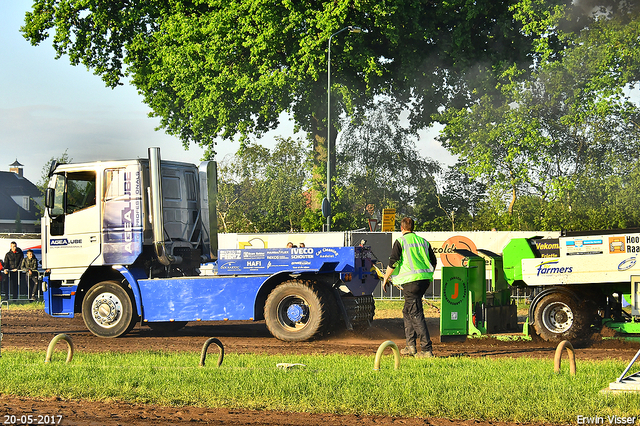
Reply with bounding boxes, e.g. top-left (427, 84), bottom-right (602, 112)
top-left (400, 217), bottom-right (414, 232)
top-left (10, 241), bottom-right (17, 246)
top-left (26, 249), bottom-right (34, 255)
